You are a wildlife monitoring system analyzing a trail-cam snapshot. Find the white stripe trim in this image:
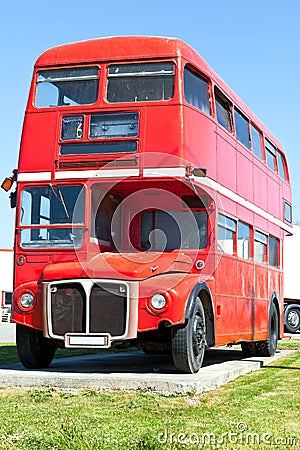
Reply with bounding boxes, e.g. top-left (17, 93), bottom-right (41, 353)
top-left (55, 168), bottom-right (140, 179)
top-left (196, 176), bottom-right (293, 233)
top-left (17, 172), bottom-right (51, 182)
top-left (16, 167), bottom-right (292, 233)
top-left (143, 167), bottom-right (186, 177)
